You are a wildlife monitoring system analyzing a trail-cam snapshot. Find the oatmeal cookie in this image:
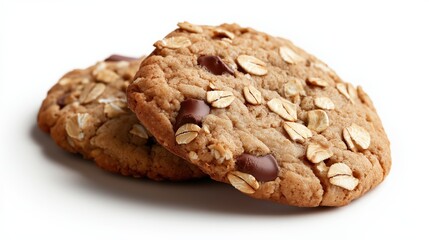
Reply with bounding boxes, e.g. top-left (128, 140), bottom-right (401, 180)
top-left (127, 23), bottom-right (391, 206)
top-left (38, 55), bottom-right (204, 181)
